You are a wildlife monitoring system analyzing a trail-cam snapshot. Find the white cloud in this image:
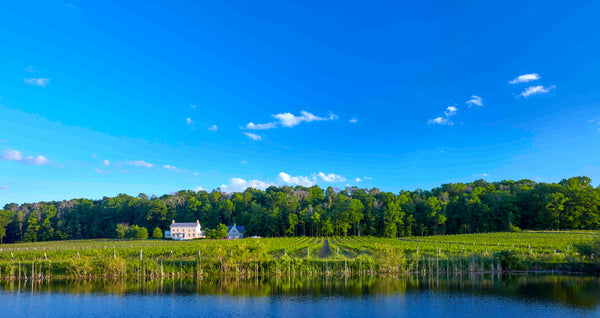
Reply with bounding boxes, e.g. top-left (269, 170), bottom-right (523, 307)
top-left (428, 106), bottom-right (458, 126)
top-left (208, 125), bottom-right (218, 132)
top-left (349, 118), bottom-right (358, 123)
top-left (243, 122), bottom-right (277, 130)
top-left (1, 149), bottom-right (49, 165)
top-left (24, 156), bottom-right (49, 165)
top-left (24, 78), bottom-right (50, 87)
top-left (102, 159), bottom-right (110, 166)
top-left (91, 153), bottom-right (97, 158)
top-left (466, 95), bottom-right (483, 107)
top-left (241, 160), bottom-right (248, 164)
top-left (0, 185), bottom-right (9, 189)
top-left (94, 168), bottom-right (110, 174)
top-left (190, 104), bottom-right (197, 108)
top-left (317, 172), bottom-right (346, 182)
top-left (519, 85), bottom-right (556, 98)
top-left (2, 149), bottom-right (23, 161)
top-left (445, 106), bottom-right (457, 116)
top-left (428, 117), bottom-right (449, 125)
top-left (364, 176), bottom-right (373, 180)
top-left (193, 172), bottom-right (199, 176)
top-left (509, 73), bottom-right (541, 84)
top-left (278, 172), bottom-right (315, 186)
top-left (273, 111), bottom-right (337, 127)
top-left (163, 165), bottom-right (177, 170)
top-left (355, 178), bottom-right (362, 182)
top-left (194, 186), bottom-right (206, 192)
top-left (126, 160), bottom-right (154, 168)
top-left (186, 118), bottom-right (193, 125)
top-left (220, 177), bottom-right (274, 192)
top-left (243, 132), bottom-right (262, 140)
